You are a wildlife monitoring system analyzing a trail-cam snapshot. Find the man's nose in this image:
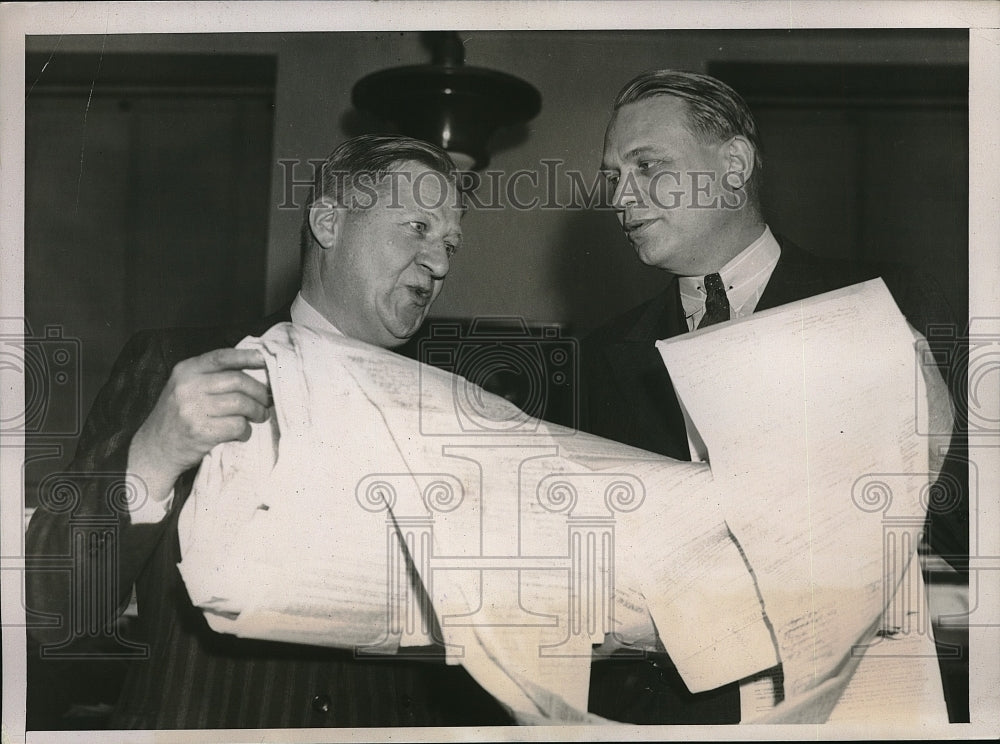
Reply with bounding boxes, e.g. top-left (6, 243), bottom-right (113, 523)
top-left (417, 240), bottom-right (450, 279)
top-left (611, 176), bottom-right (639, 211)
